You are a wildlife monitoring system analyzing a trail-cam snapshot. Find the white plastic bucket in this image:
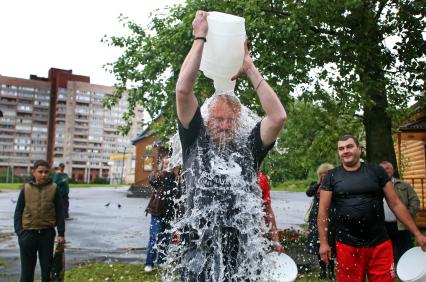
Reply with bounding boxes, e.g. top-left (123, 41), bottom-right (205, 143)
top-left (397, 247), bottom-right (426, 282)
top-left (200, 11), bottom-right (246, 92)
top-left (262, 252), bottom-right (298, 282)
